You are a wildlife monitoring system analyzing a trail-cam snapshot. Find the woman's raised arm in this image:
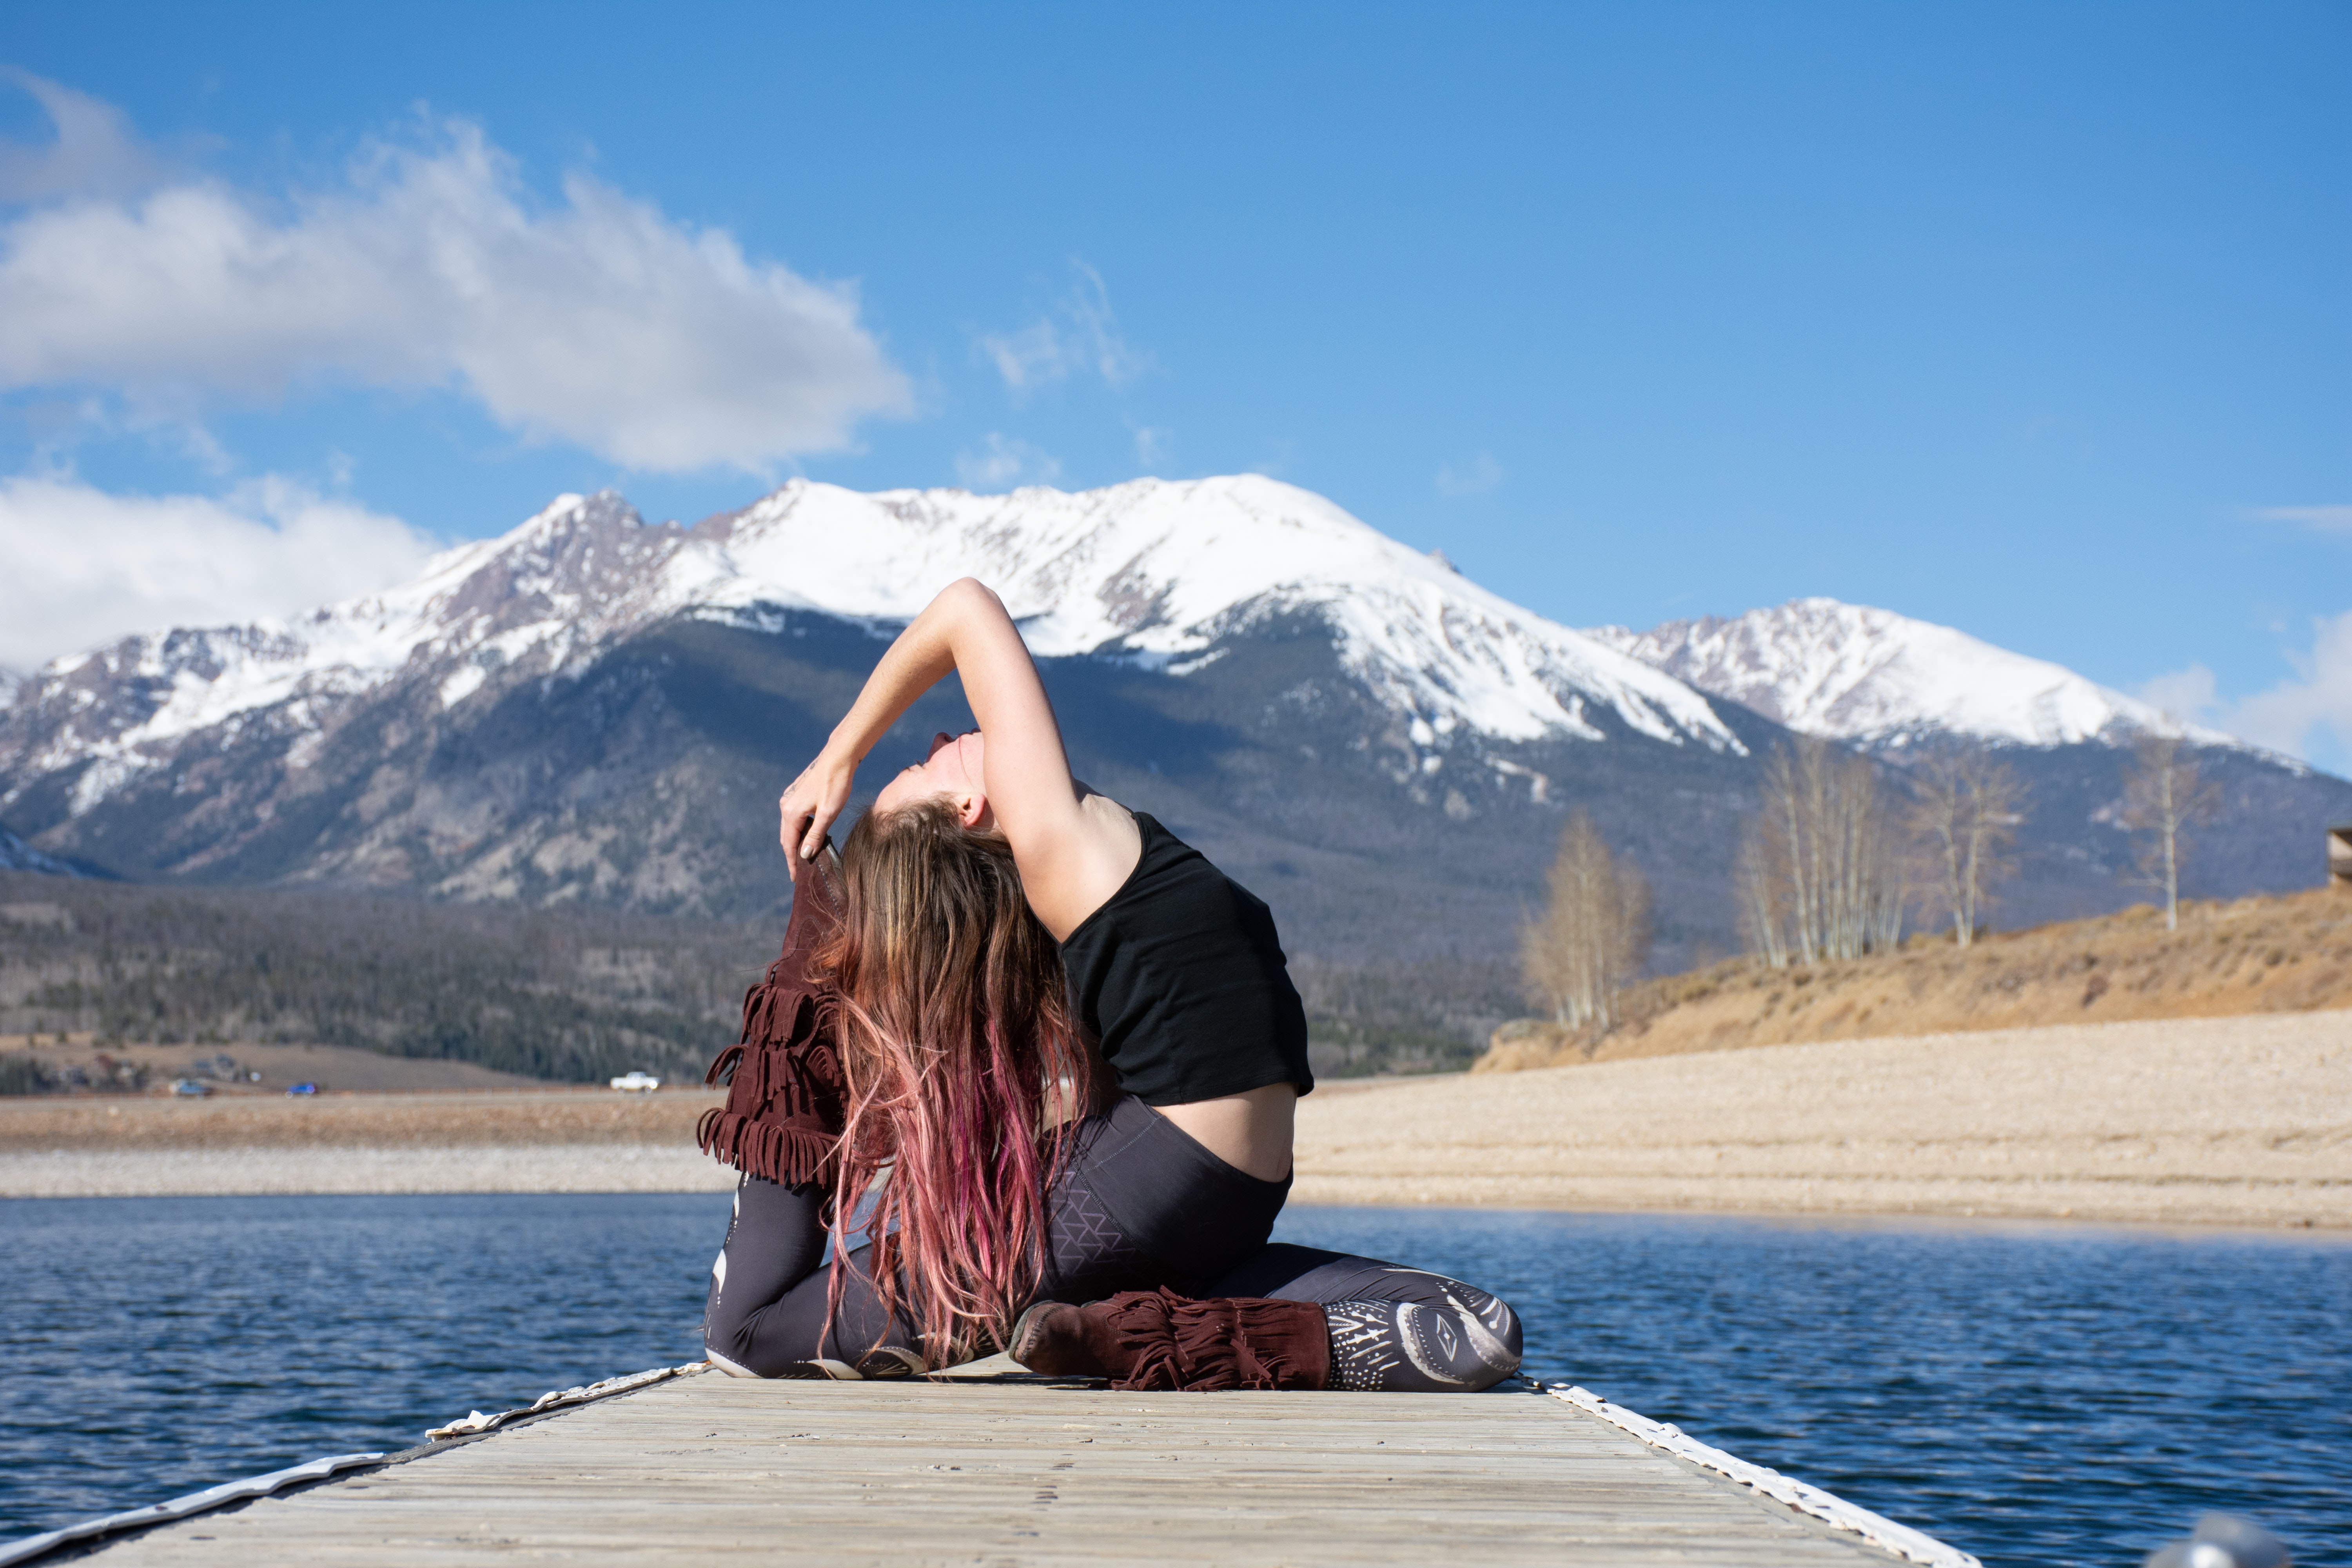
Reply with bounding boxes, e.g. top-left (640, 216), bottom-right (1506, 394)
top-left (777, 580), bottom-right (1133, 932)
